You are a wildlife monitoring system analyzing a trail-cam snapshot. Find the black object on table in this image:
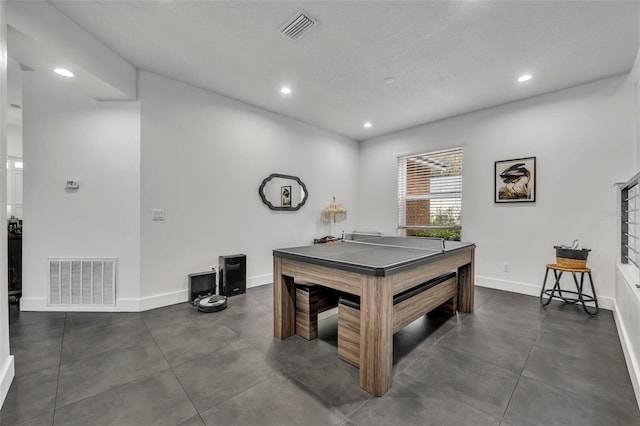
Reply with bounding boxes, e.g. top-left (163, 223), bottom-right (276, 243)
top-left (313, 236), bottom-right (341, 244)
